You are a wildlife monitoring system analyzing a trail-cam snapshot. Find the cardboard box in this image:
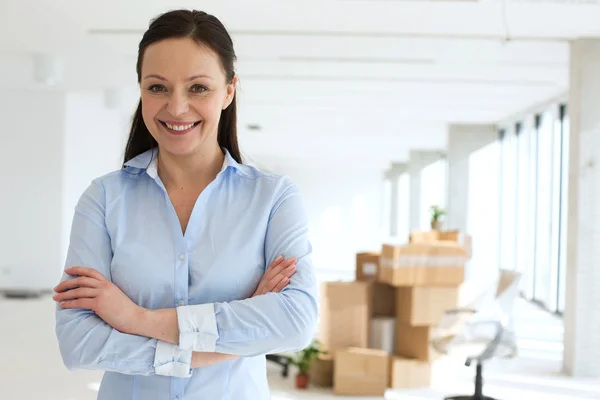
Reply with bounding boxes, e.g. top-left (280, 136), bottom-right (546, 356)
top-left (409, 230), bottom-right (439, 243)
top-left (395, 323), bottom-right (435, 361)
top-left (356, 252), bottom-right (380, 281)
top-left (369, 282), bottom-right (396, 317)
top-left (319, 282), bottom-right (370, 351)
top-left (438, 230), bottom-right (473, 260)
top-left (334, 348), bottom-right (389, 396)
top-left (309, 354), bottom-right (334, 388)
top-left (389, 357), bottom-right (432, 388)
top-left (396, 286), bottom-right (459, 326)
top-left (378, 243), bottom-right (466, 287)
top-left (369, 317), bottom-right (396, 353)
